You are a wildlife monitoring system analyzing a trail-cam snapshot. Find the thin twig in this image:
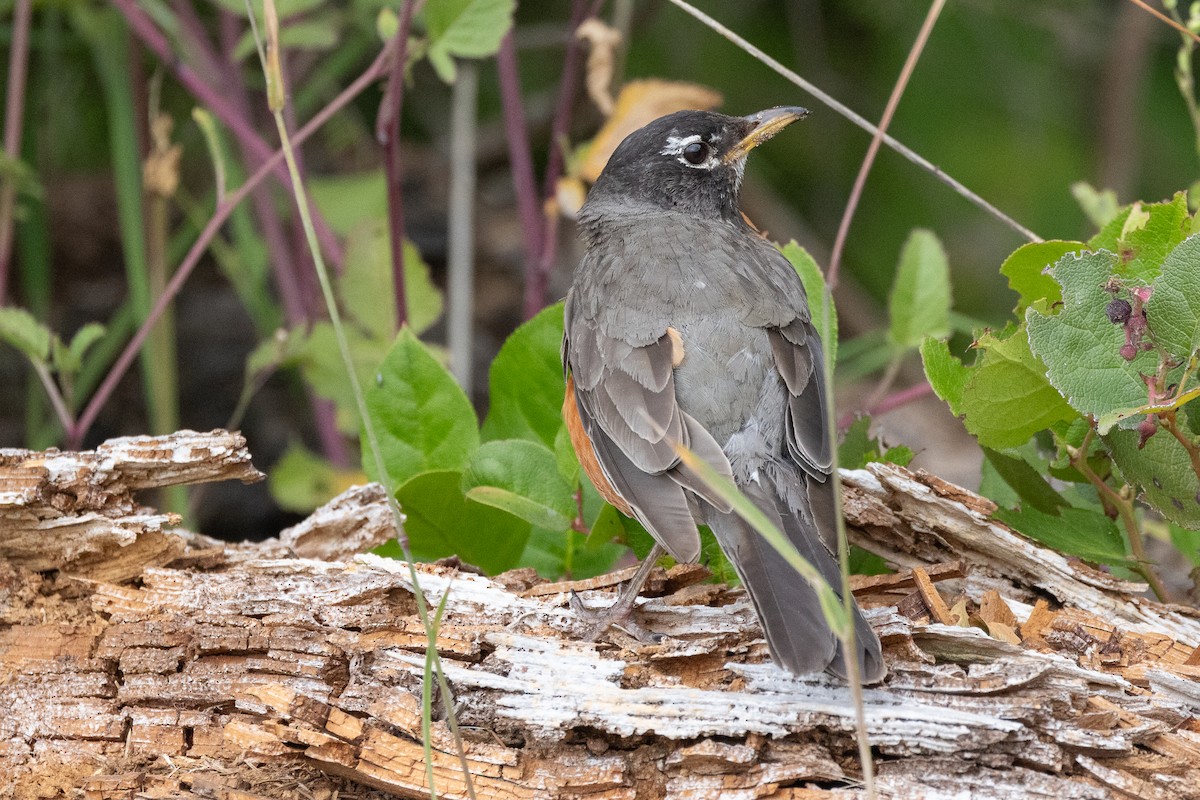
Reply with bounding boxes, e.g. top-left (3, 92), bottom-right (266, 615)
top-left (838, 379), bottom-right (933, 432)
top-left (31, 361), bottom-right (75, 437)
top-left (375, 0), bottom-right (419, 331)
top-left (0, 0), bottom-right (33, 305)
top-left (70, 44), bottom-right (395, 448)
top-left (1126, 0), bottom-right (1200, 45)
top-left (664, 0), bottom-right (1042, 245)
top-left (828, 0), bottom-right (947, 289)
top-left (447, 62), bottom-right (480, 393)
